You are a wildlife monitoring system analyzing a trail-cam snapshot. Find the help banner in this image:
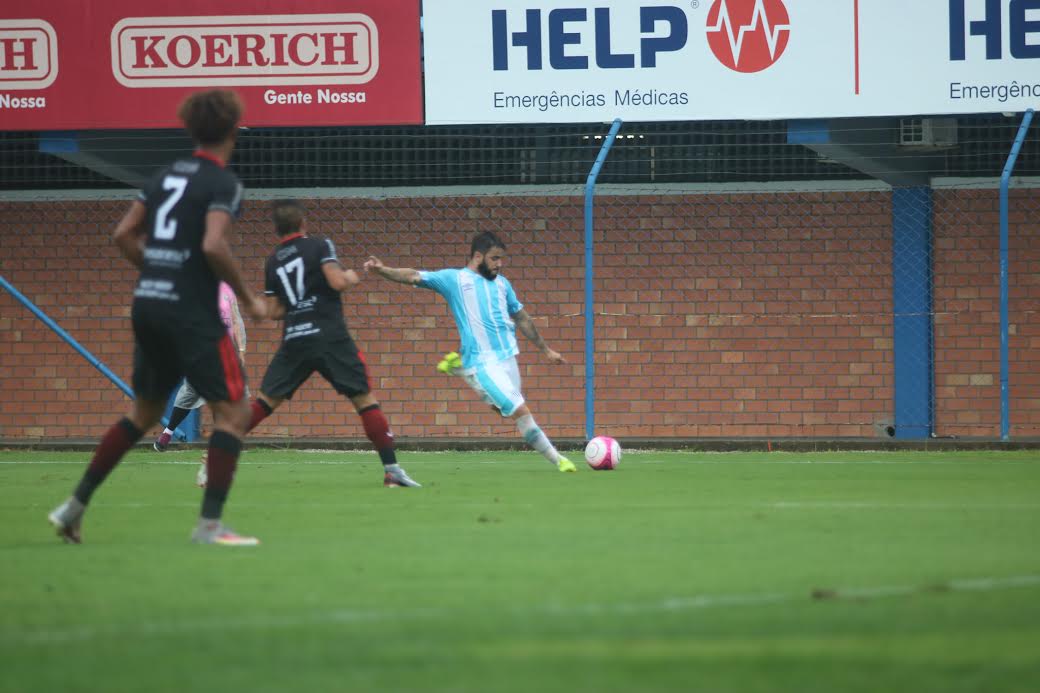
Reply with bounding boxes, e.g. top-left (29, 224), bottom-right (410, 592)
top-left (422, 0), bottom-right (1040, 124)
